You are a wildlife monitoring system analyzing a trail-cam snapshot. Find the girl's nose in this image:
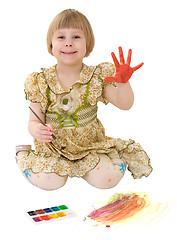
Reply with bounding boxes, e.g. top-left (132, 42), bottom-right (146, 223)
top-left (65, 43), bottom-right (73, 47)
